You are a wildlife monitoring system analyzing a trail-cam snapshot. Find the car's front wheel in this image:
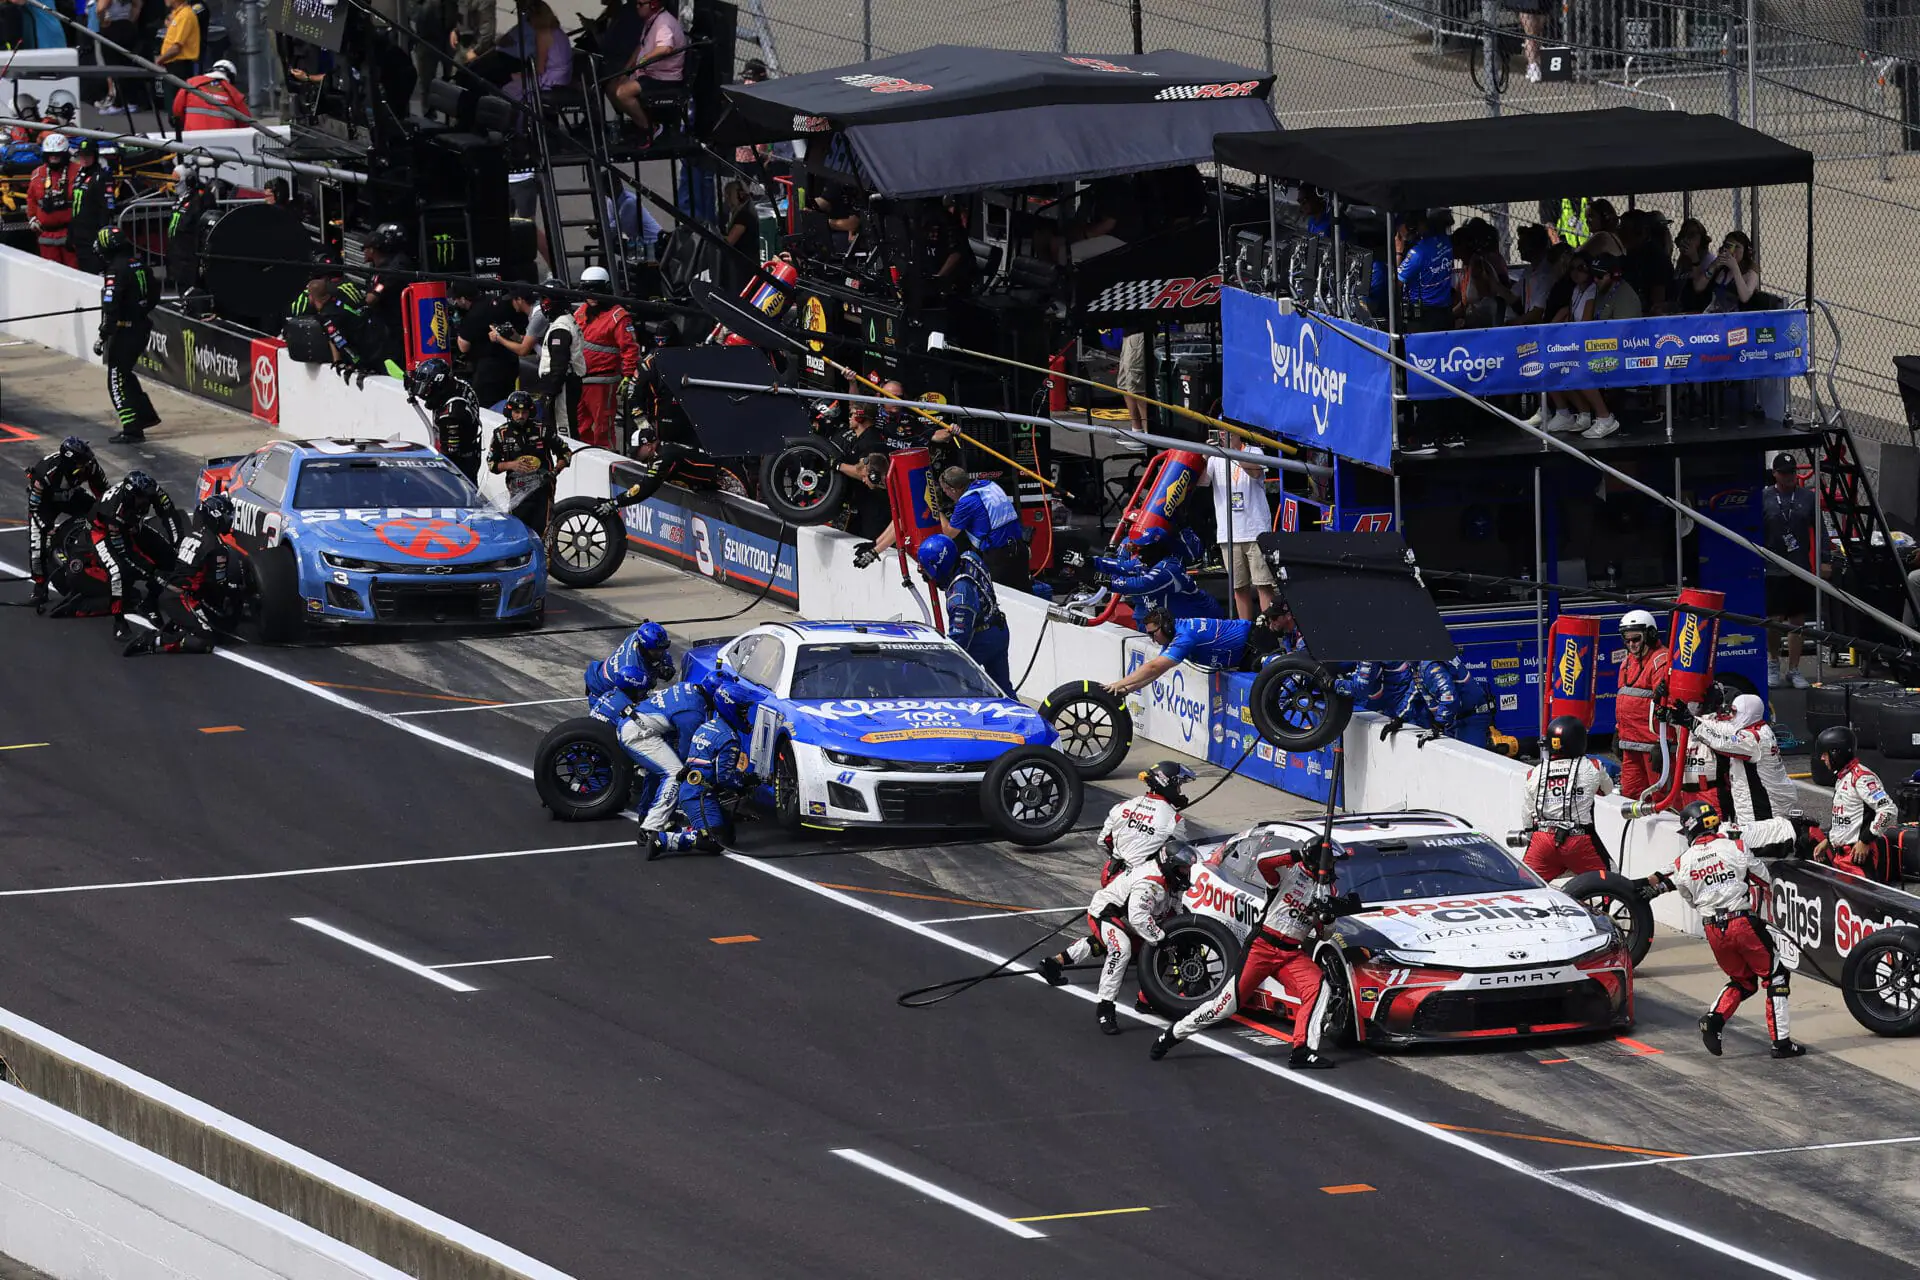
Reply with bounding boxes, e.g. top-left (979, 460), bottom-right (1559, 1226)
top-left (547, 497), bottom-right (628, 589)
top-left (1564, 870), bottom-right (1654, 967)
top-left (979, 745), bottom-right (1083, 846)
top-left (252, 544), bottom-right (306, 644)
top-left (771, 738), bottom-right (802, 834)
